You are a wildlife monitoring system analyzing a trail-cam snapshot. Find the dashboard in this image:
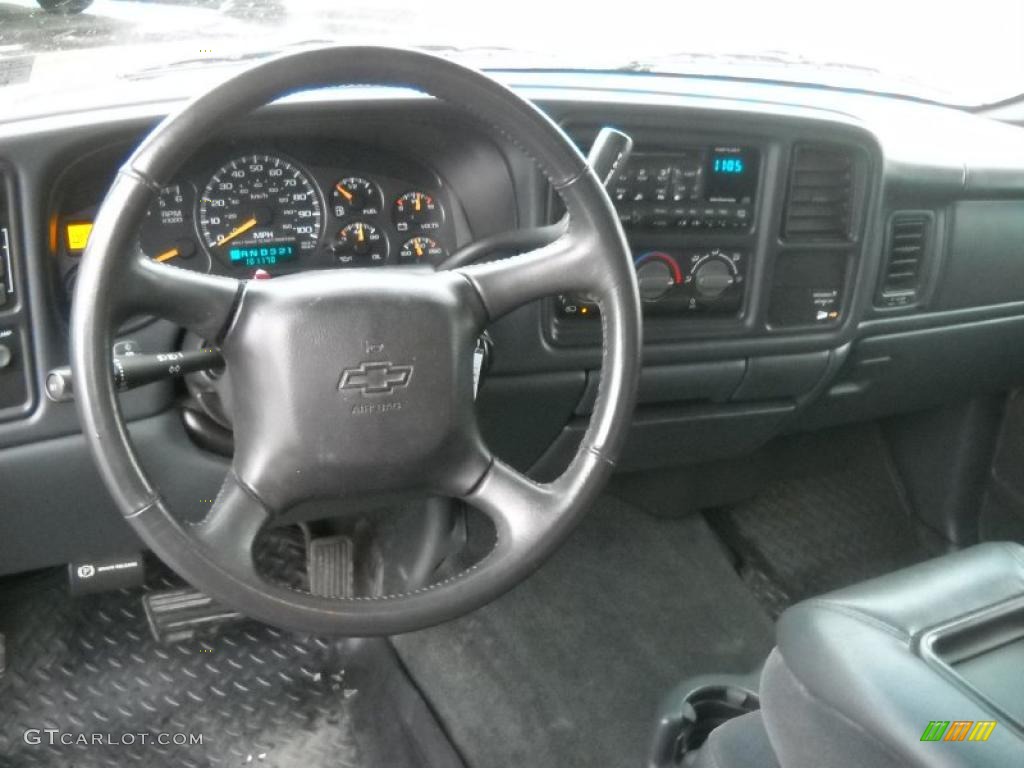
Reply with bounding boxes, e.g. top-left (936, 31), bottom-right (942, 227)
top-left (3, 70), bottom-right (1024, 575)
